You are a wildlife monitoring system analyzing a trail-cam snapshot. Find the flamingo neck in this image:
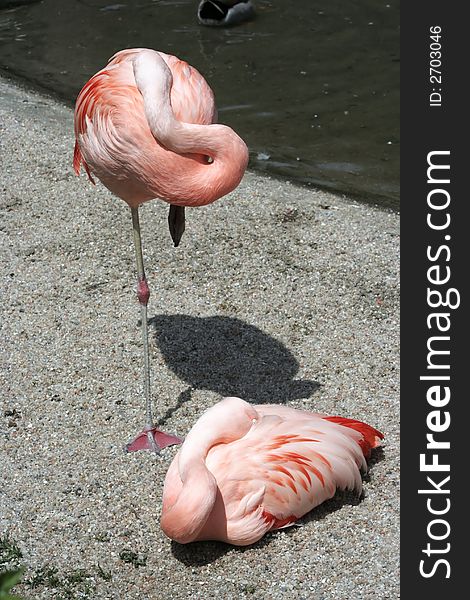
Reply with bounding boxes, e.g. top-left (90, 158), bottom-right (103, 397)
top-left (161, 399), bottom-right (257, 543)
top-left (161, 457), bottom-right (217, 544)
top-left (132, 50), bottom-right (248, 205)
